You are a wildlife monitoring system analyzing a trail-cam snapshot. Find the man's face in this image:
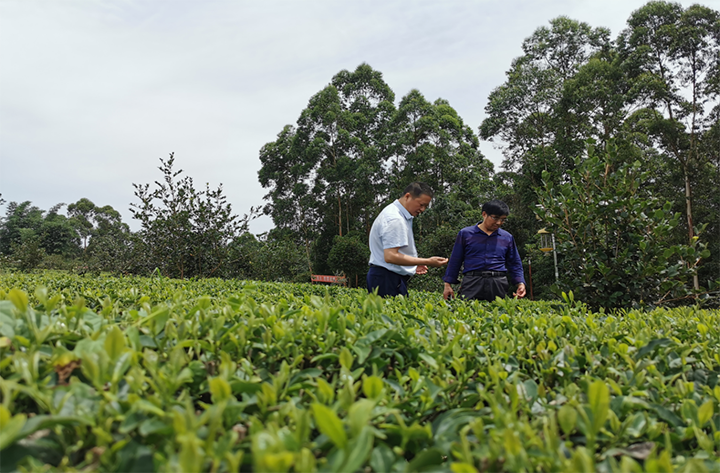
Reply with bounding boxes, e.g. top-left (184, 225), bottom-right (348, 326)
top-left (404, 193), bottom-right (432, 217)
top-left (482, 211), bottom-right (508, 232)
